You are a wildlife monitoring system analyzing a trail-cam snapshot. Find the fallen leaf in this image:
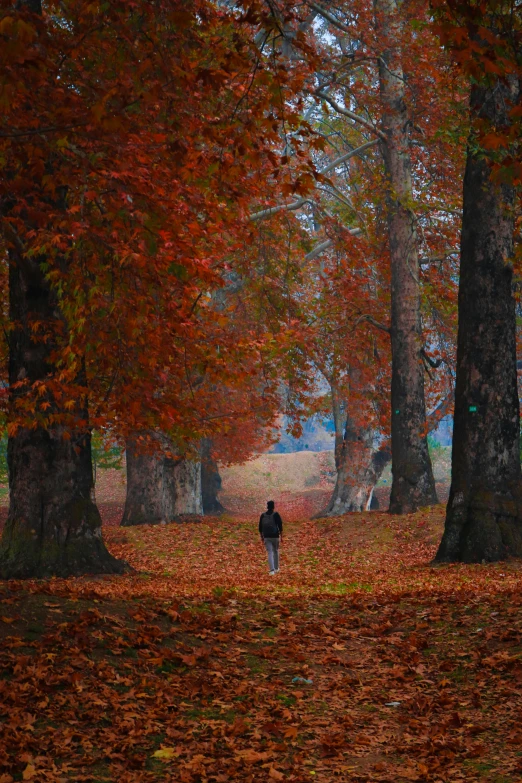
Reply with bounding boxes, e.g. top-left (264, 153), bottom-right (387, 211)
top-left (152, 747), bottom-right (179, 761)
